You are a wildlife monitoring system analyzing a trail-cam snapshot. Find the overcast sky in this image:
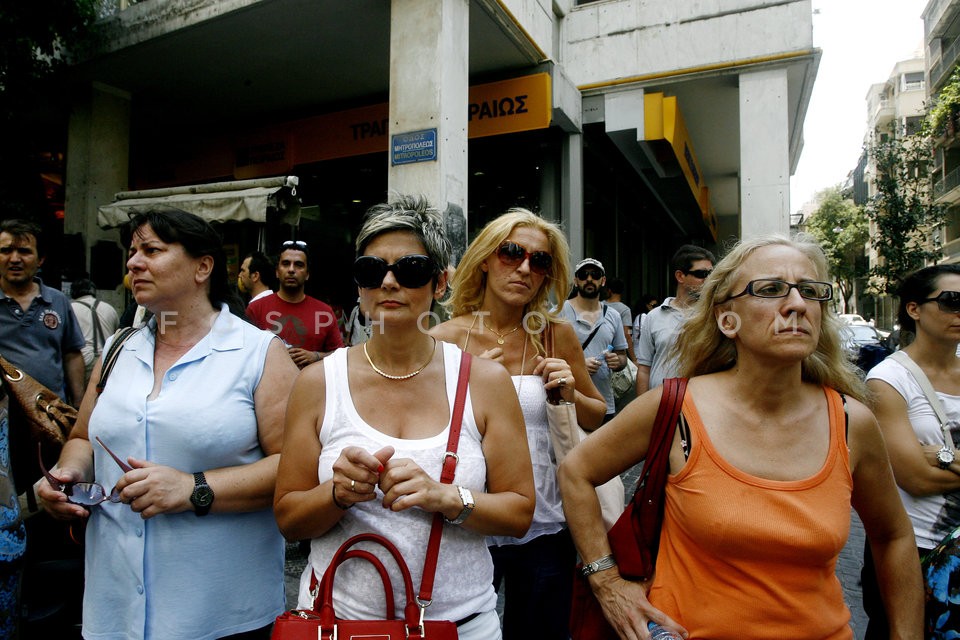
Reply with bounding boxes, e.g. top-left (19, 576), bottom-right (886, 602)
top-left (790, 0), bottom-right (929, 211)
